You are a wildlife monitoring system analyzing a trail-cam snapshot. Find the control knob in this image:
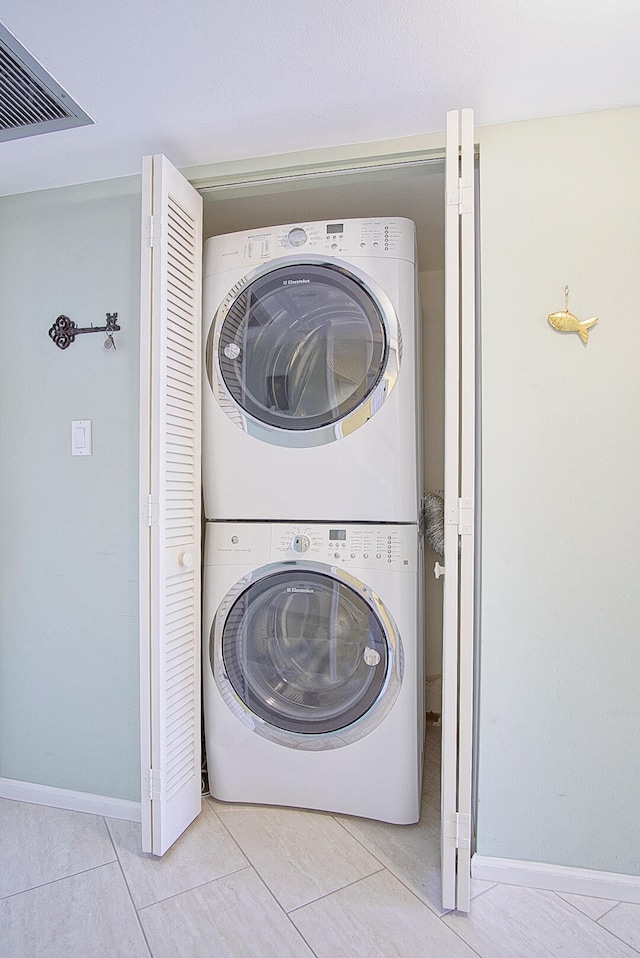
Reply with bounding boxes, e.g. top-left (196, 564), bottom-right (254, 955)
top-left (292, 534), bottom-right (310, 553)
top-left (288, 227), bottom-right (308, 247)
